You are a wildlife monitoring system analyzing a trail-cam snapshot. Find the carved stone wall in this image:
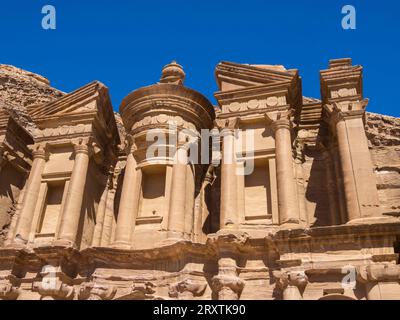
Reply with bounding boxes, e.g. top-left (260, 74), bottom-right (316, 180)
top-left (0, 60), bottom-right (399, 300)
